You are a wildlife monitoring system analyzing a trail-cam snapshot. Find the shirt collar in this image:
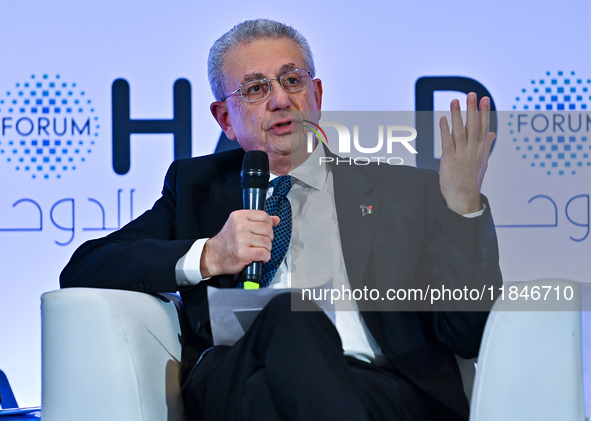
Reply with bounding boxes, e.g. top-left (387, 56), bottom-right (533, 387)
top-left (279, 142), bottom-right (328, 191)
